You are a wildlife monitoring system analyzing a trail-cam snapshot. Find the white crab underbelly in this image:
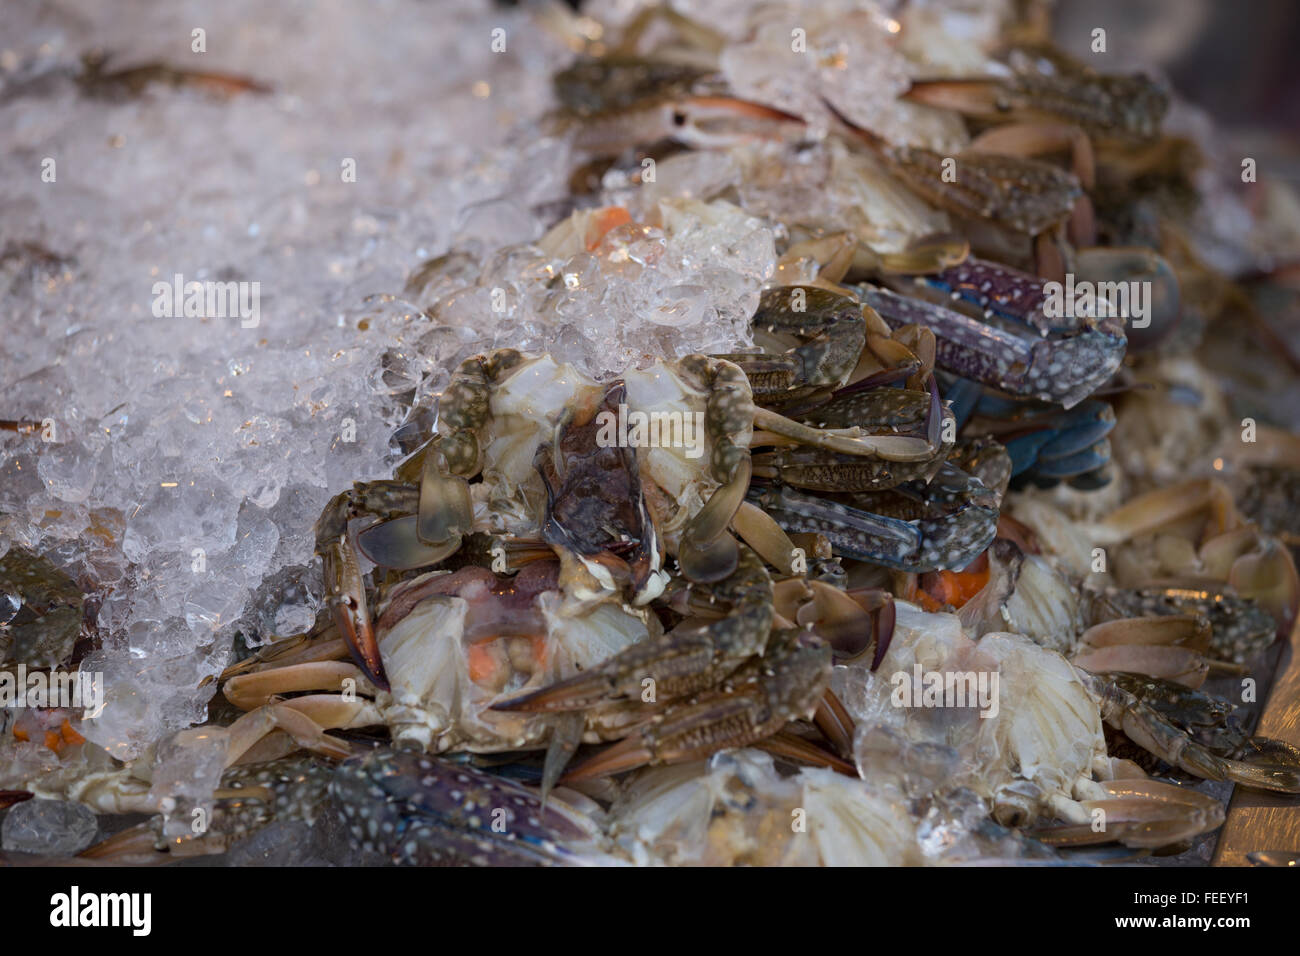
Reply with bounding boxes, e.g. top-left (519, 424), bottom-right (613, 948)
top-left (375, 592), bottom-right (652, 753)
